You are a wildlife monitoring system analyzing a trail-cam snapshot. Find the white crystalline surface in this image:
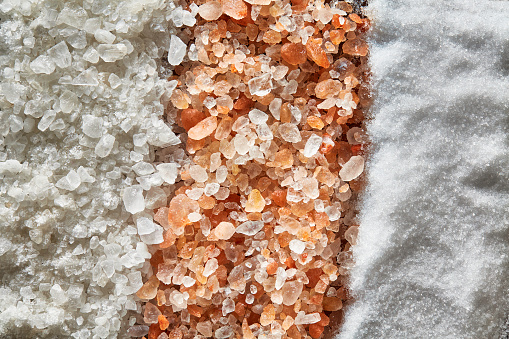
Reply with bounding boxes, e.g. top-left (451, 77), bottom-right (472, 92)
top-left (339, 1), bottom-right (509, 339)
top-left (0, 0), bottom-right (184, 338)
